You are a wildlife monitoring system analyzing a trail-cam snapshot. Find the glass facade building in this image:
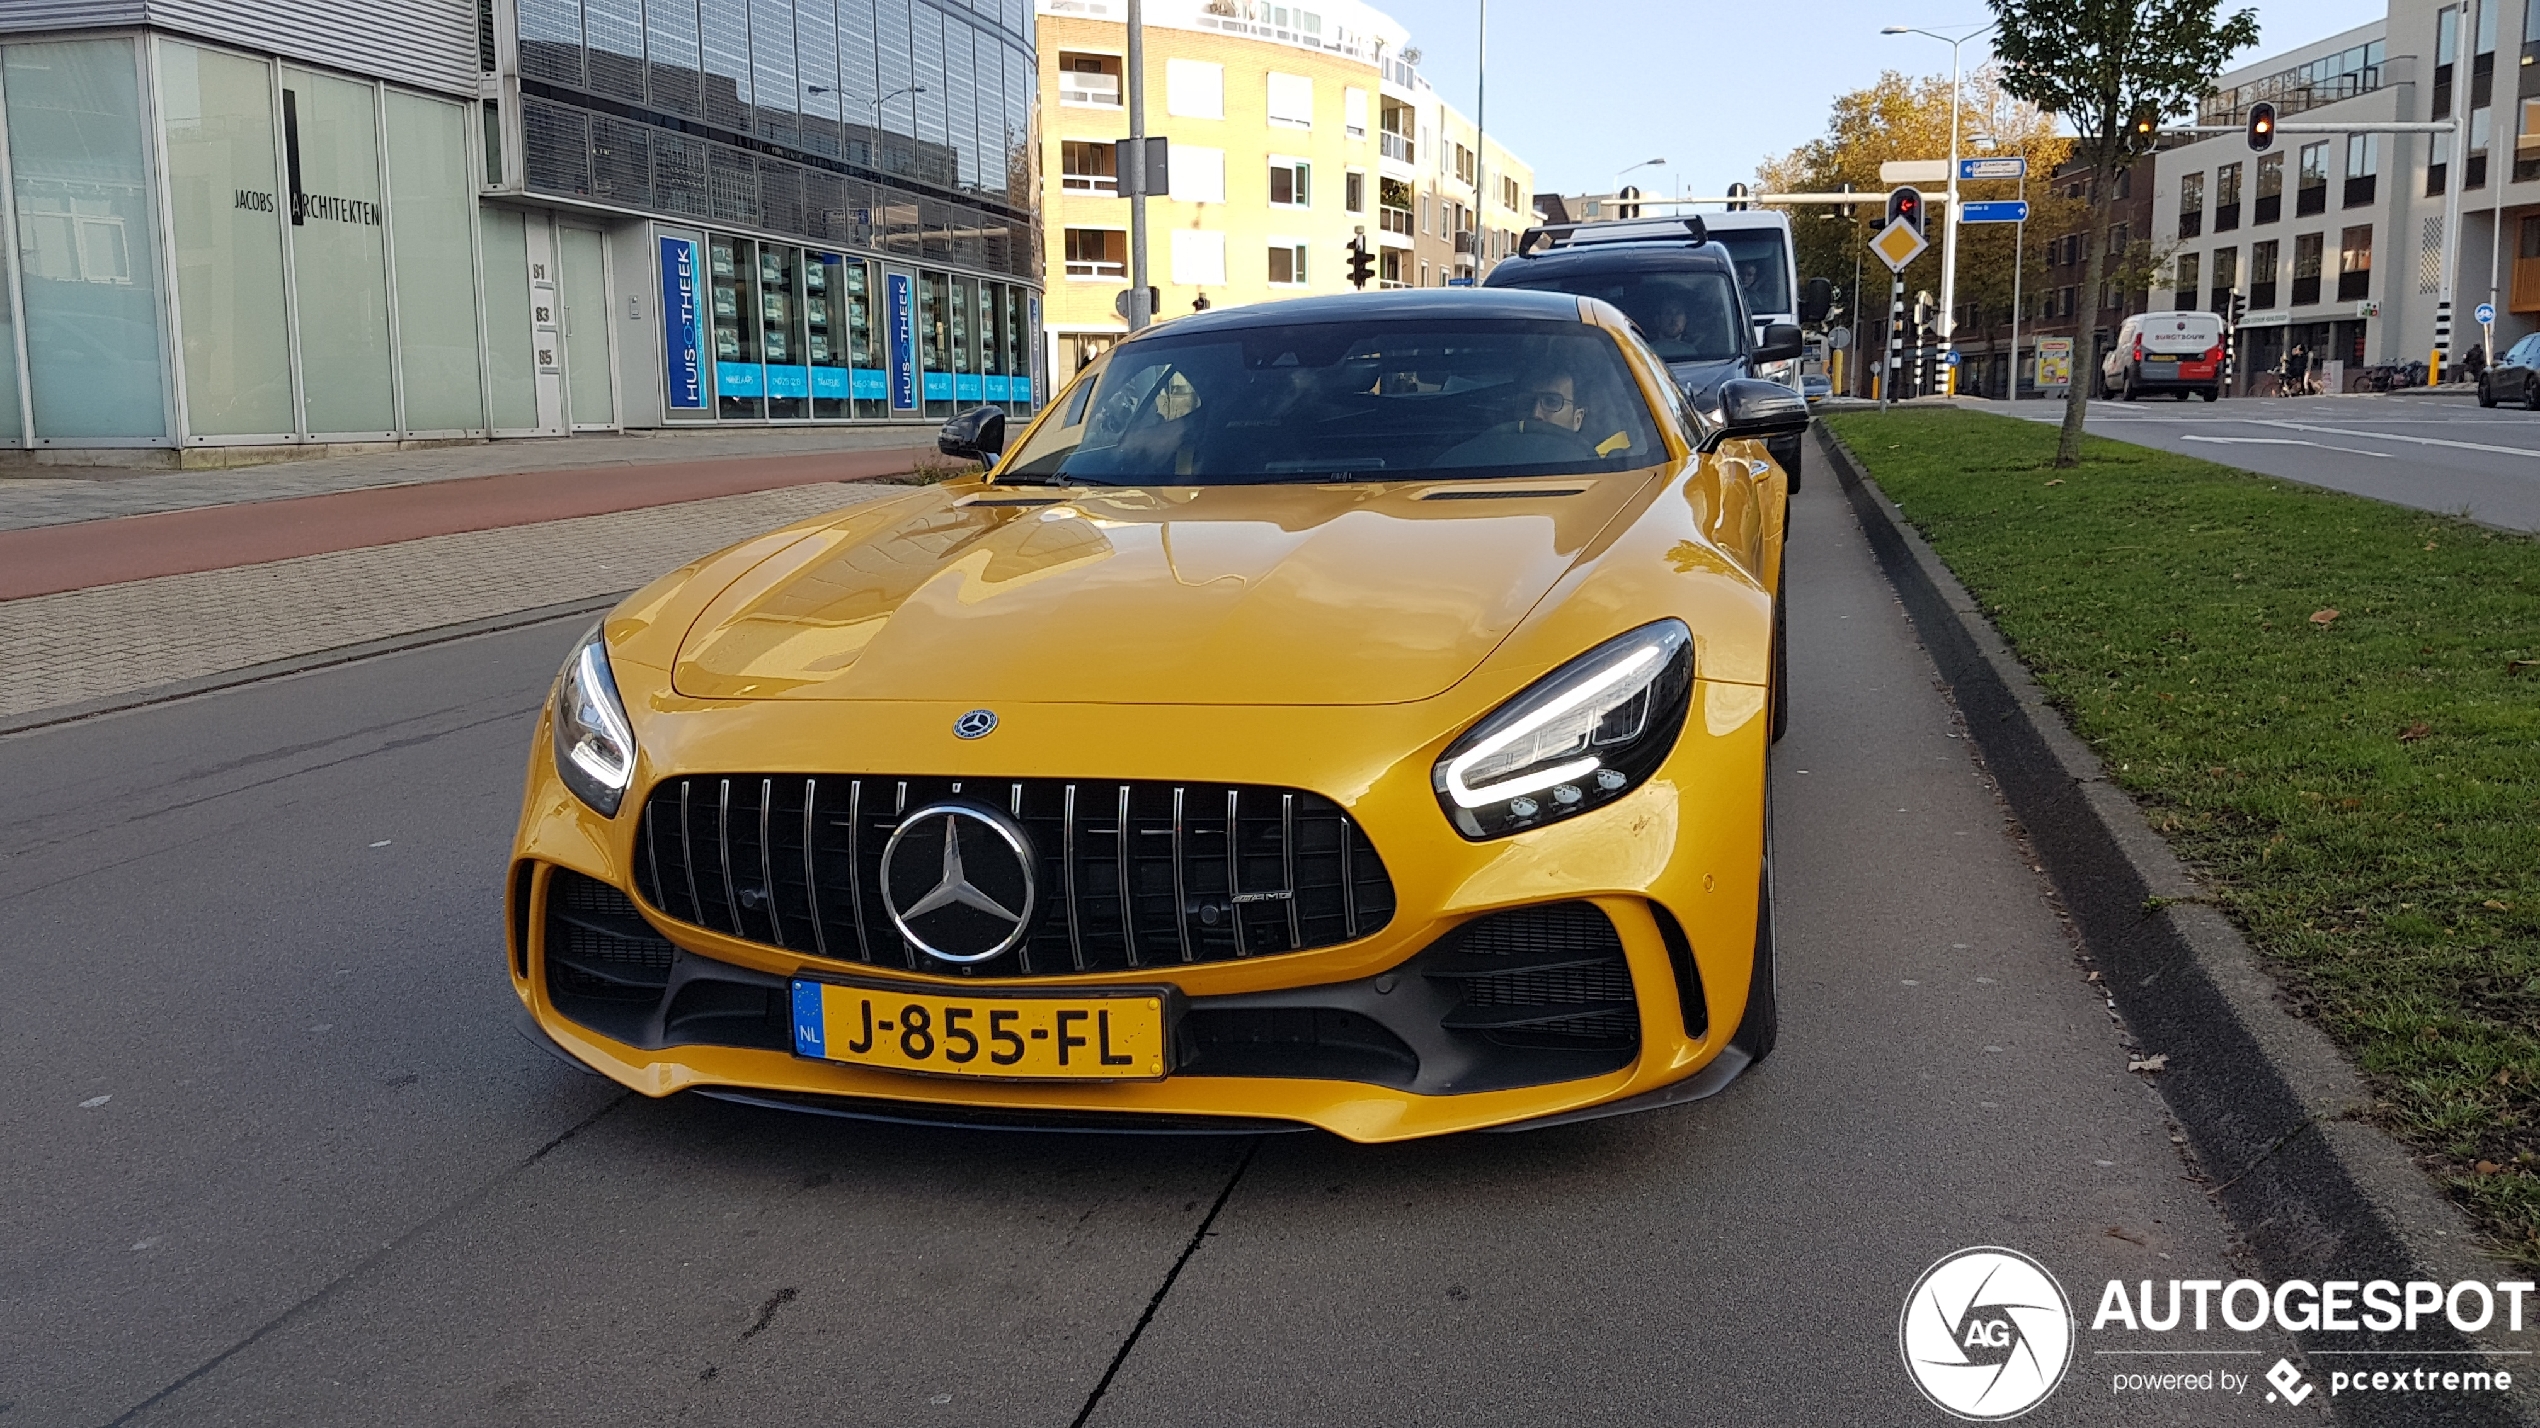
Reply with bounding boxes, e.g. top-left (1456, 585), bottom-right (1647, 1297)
top-left (0, 0), bottom-right (1039, 454)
